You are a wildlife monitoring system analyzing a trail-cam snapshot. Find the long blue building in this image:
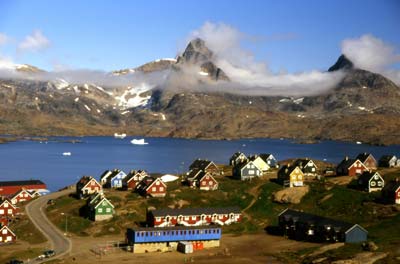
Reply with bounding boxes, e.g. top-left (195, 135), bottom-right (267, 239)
top-left (126, 226), bottom-right (221, 253)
